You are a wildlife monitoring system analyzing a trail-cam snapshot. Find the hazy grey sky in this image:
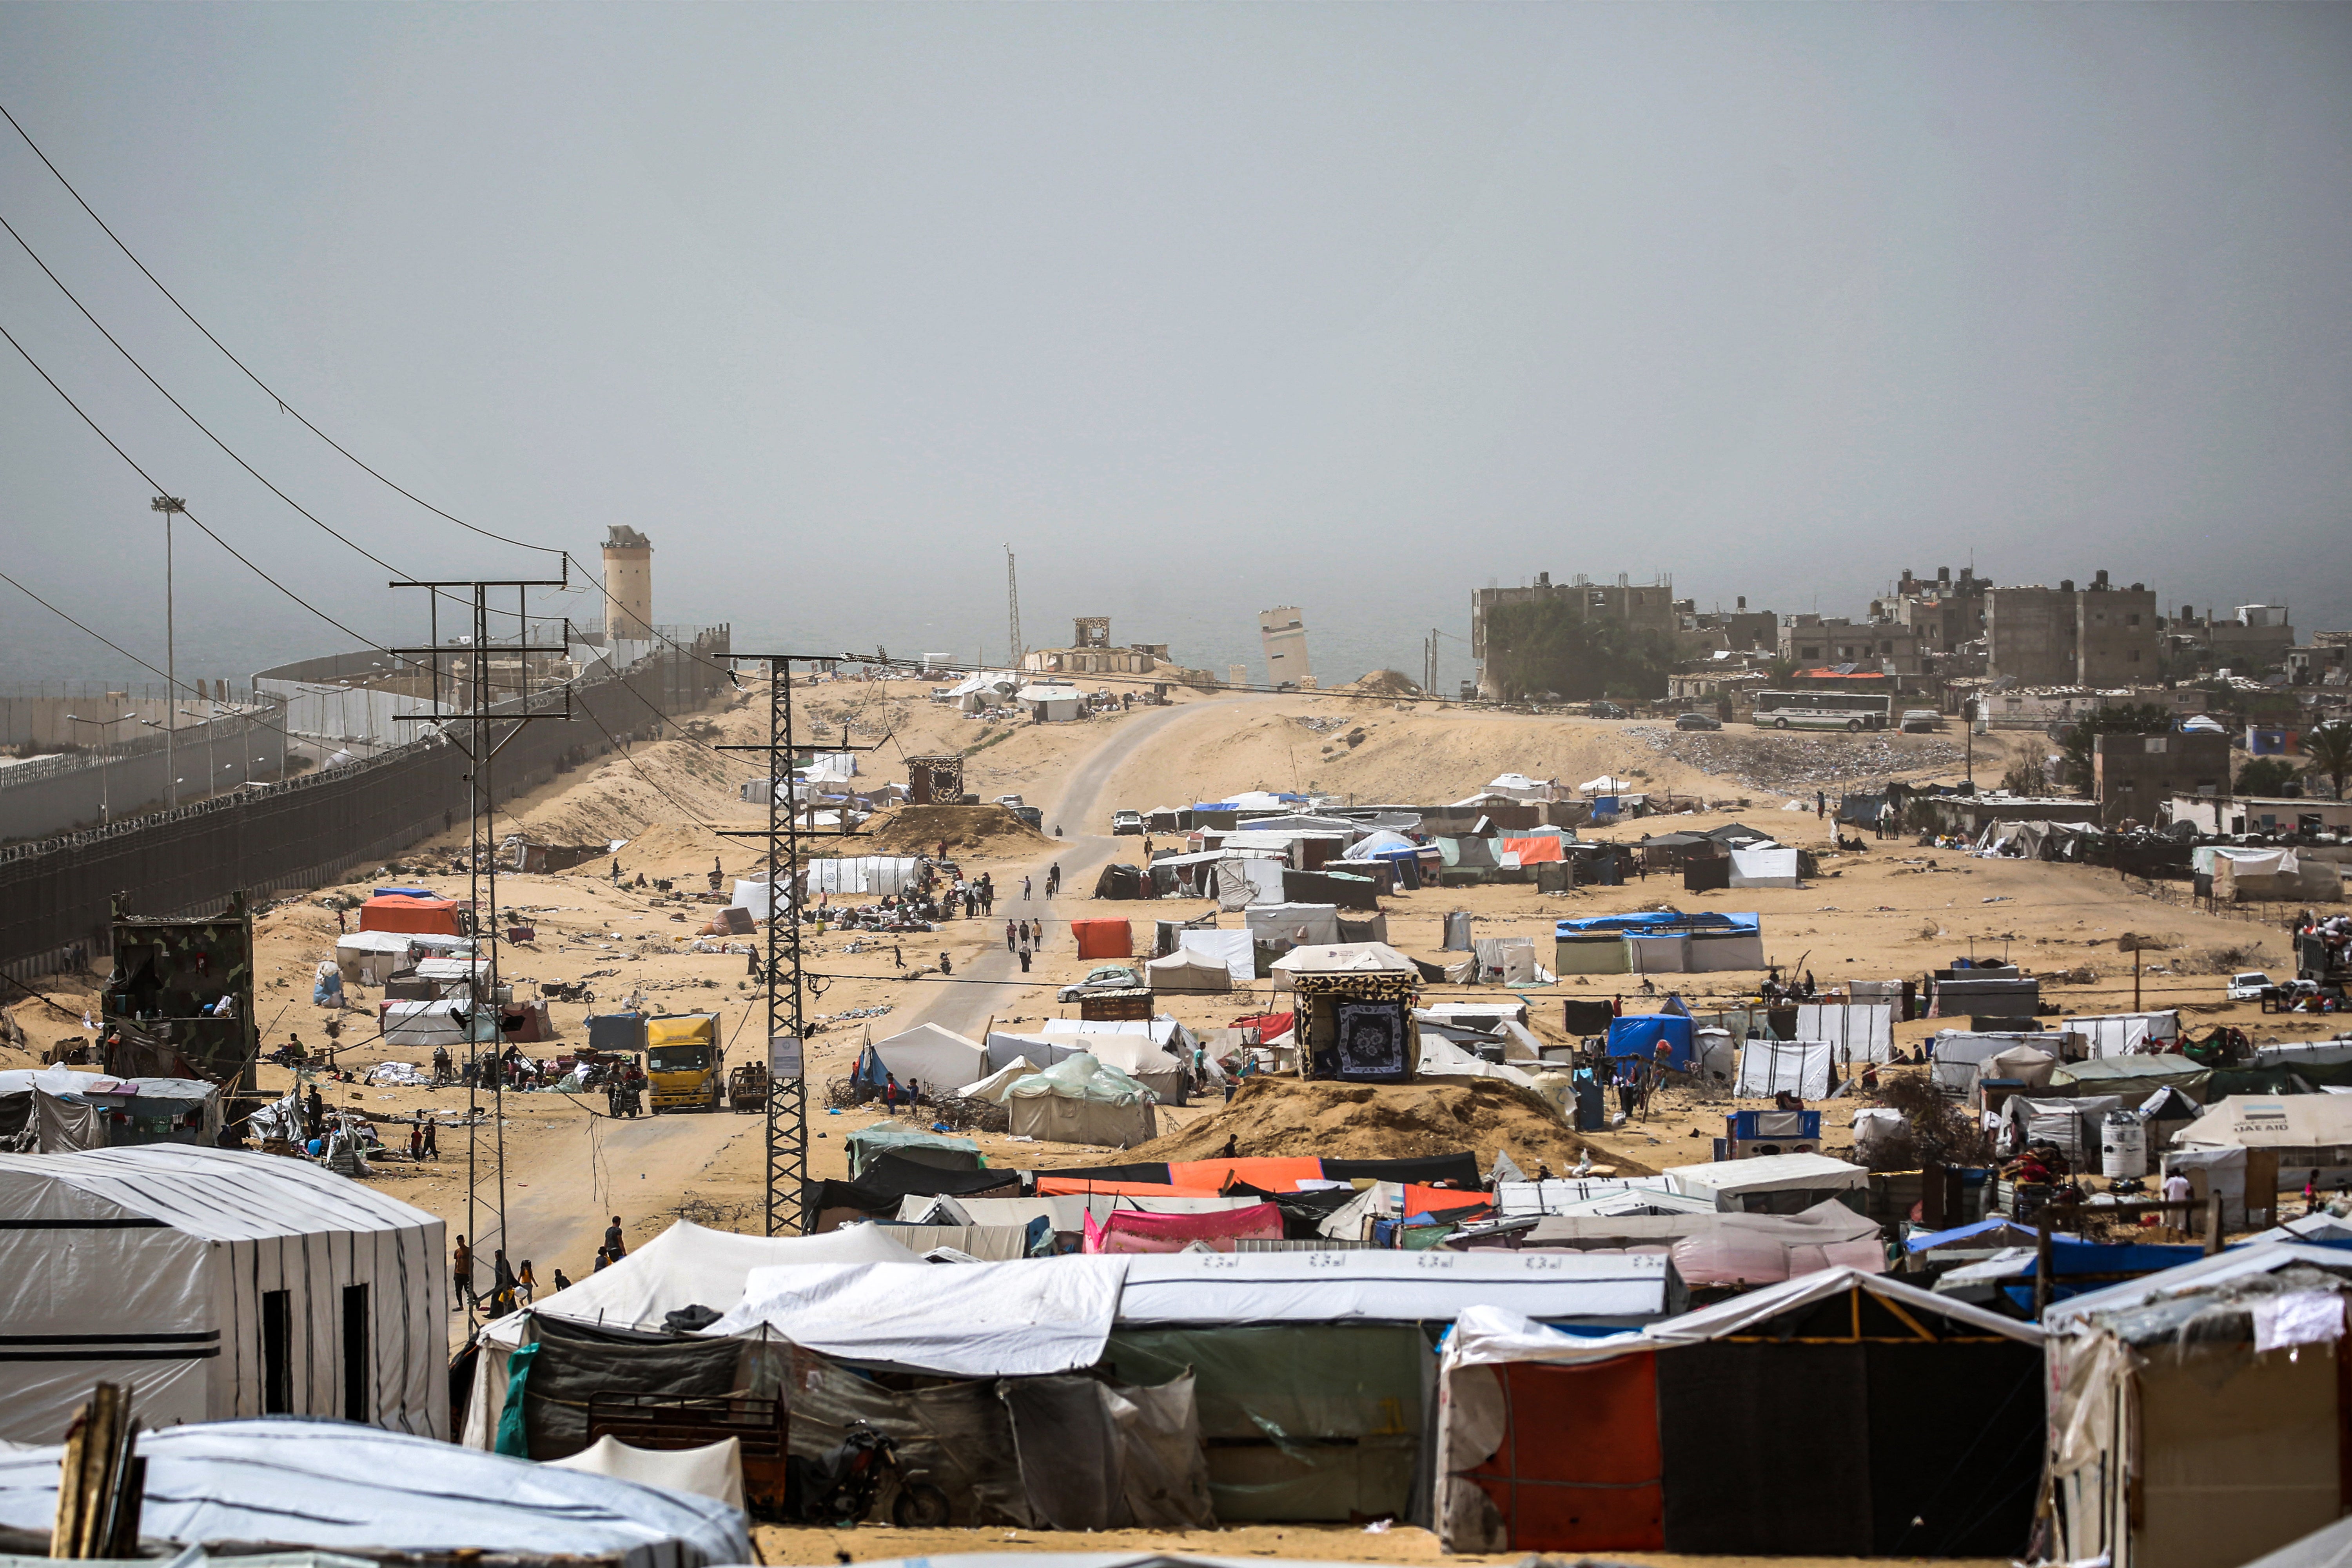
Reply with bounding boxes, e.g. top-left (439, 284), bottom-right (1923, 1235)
top-left (3, 4), bottom-right (2347, 690)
